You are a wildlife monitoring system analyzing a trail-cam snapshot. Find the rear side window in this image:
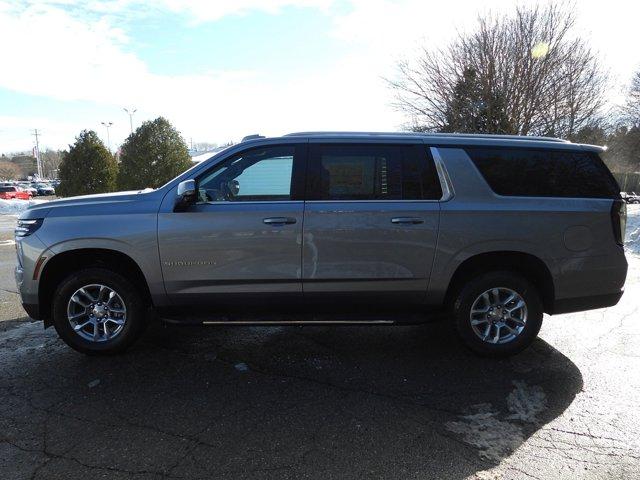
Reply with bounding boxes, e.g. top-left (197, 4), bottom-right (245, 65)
top-left (465, 147), bottom-right (619, 199)
top-left (307, 144), bottom-right (442, 200)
